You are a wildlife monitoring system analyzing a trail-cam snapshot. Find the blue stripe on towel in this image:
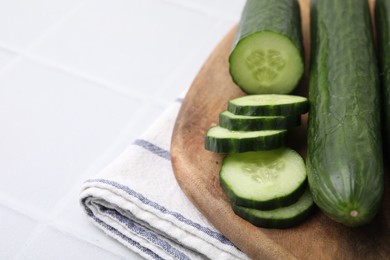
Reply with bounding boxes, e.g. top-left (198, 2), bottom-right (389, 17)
top-left (85, 179), bottom-right (235, 247)
top-left (102, 207), bottom-right (190, 260)
top-left (83, 204), bottom-right (163, 260)
top-left (133, 139), bottom-right (170, 160)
